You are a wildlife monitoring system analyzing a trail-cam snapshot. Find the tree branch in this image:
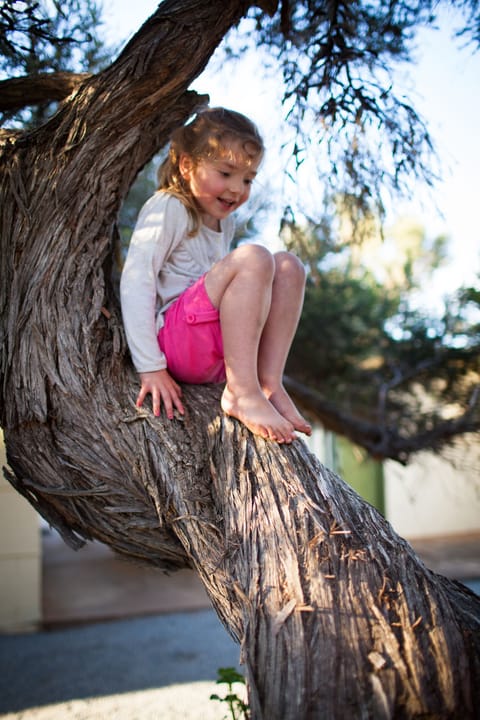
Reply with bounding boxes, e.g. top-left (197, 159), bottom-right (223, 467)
top-left (0, 72), bottom-right (90, 113)
top-left (0, 128), bottom-right (22, 148)
top-left (285, 375), bottom-right (480, 462)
